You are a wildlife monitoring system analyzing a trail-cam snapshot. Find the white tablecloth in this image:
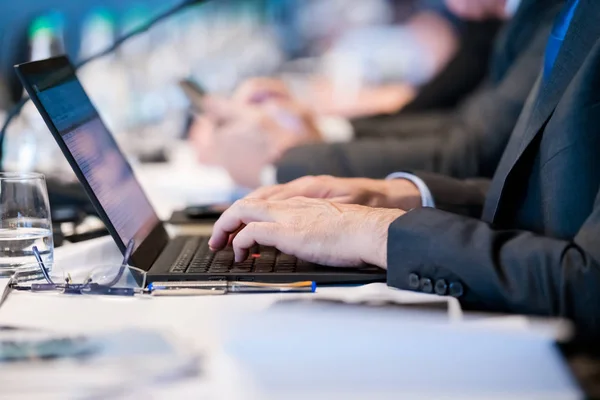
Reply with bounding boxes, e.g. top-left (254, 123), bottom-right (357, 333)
top-left (0, 158), bottom-right (583, 399)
